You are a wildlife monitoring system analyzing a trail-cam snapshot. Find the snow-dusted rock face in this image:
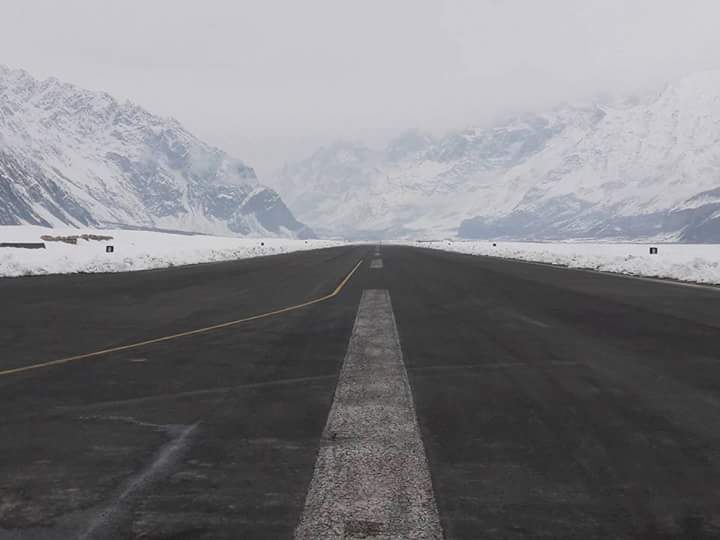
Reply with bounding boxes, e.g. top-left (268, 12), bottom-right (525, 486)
top-left (274, 71), bottom-right (720, 241)
top-left (0, 66), bottom-right (313, 238)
